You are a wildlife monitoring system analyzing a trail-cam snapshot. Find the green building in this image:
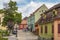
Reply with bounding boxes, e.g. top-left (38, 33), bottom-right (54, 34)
top-left (27, 4), bottom-right (48, 32)
top-left (27, 14), bottom-right (35, 32)
top-left (34, 4), bottom-right (48, 23)
top-left (33, 4), bottom-right (48, 34)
